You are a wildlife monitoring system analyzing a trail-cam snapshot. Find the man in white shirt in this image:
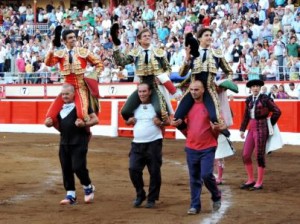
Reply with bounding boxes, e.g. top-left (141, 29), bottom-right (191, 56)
top-left (257, 43), bottom-right (269, 60)
top-left (0, 45), bottom-right (7, 77)
top-left (125, 83), bottom-right (170, 209)
top-left (262, 59), bottom-right (277, 80)
top-left (287, 82), bottom-right (299, 99)
top-left (142, 5), bottom-right (154, 29)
